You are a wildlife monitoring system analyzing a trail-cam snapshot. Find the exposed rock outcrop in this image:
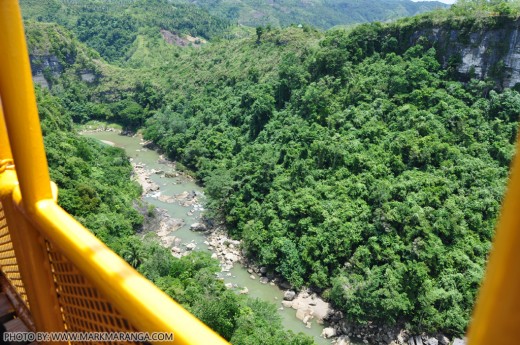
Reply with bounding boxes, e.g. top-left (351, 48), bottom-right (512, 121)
top-left (207, 228), bottom-right (242, 272)
top-left (132, 162), bottom-right (160, 195)
top-left (452, 338), bottom-right (466, 345)
top-left (322, 327), bottom-right (337, 339)
top-left (190, 222), bottom-right (207, 232)
top-left (402, 18), bottom-right (520, 88)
